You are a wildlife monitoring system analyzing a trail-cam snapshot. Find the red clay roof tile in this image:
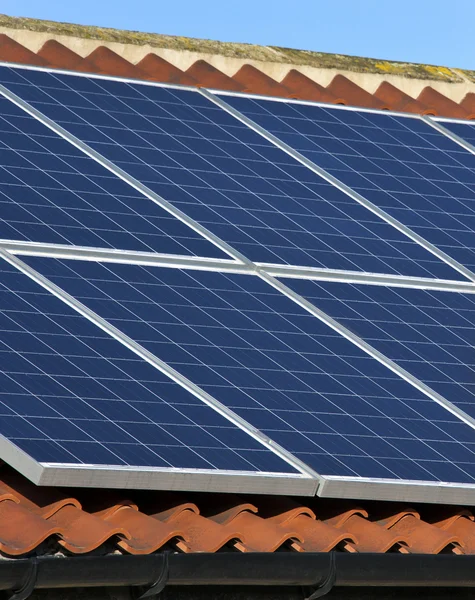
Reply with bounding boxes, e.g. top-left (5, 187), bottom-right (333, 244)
top-left (0, 467), bottom-right (472, 557)
top-left (281, 70), bottom-right (339, 103)
top-left (418, 87), bottom-right (469, 120)
top-left (327, 74), bottom-right (389, 110)
top-left (0, 34), bottom-right (49, 67)
top-left (187, 60), bottom-right (245, 91)
top-left (0, 33), bottom-right (473, 119)
top-left (136, 54), bottom-right (198, 86)
top-left (374, 81), bottom-right (434, 115)
top-left (233, 65), bottom-right (293, 98)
